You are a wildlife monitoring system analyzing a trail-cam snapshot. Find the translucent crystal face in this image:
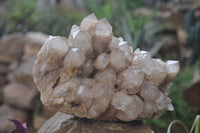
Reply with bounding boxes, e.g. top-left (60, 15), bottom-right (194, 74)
top-left (94, 53), bottom-right (110, 70)
top-left (33, 13), bottom-right (180, 121)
